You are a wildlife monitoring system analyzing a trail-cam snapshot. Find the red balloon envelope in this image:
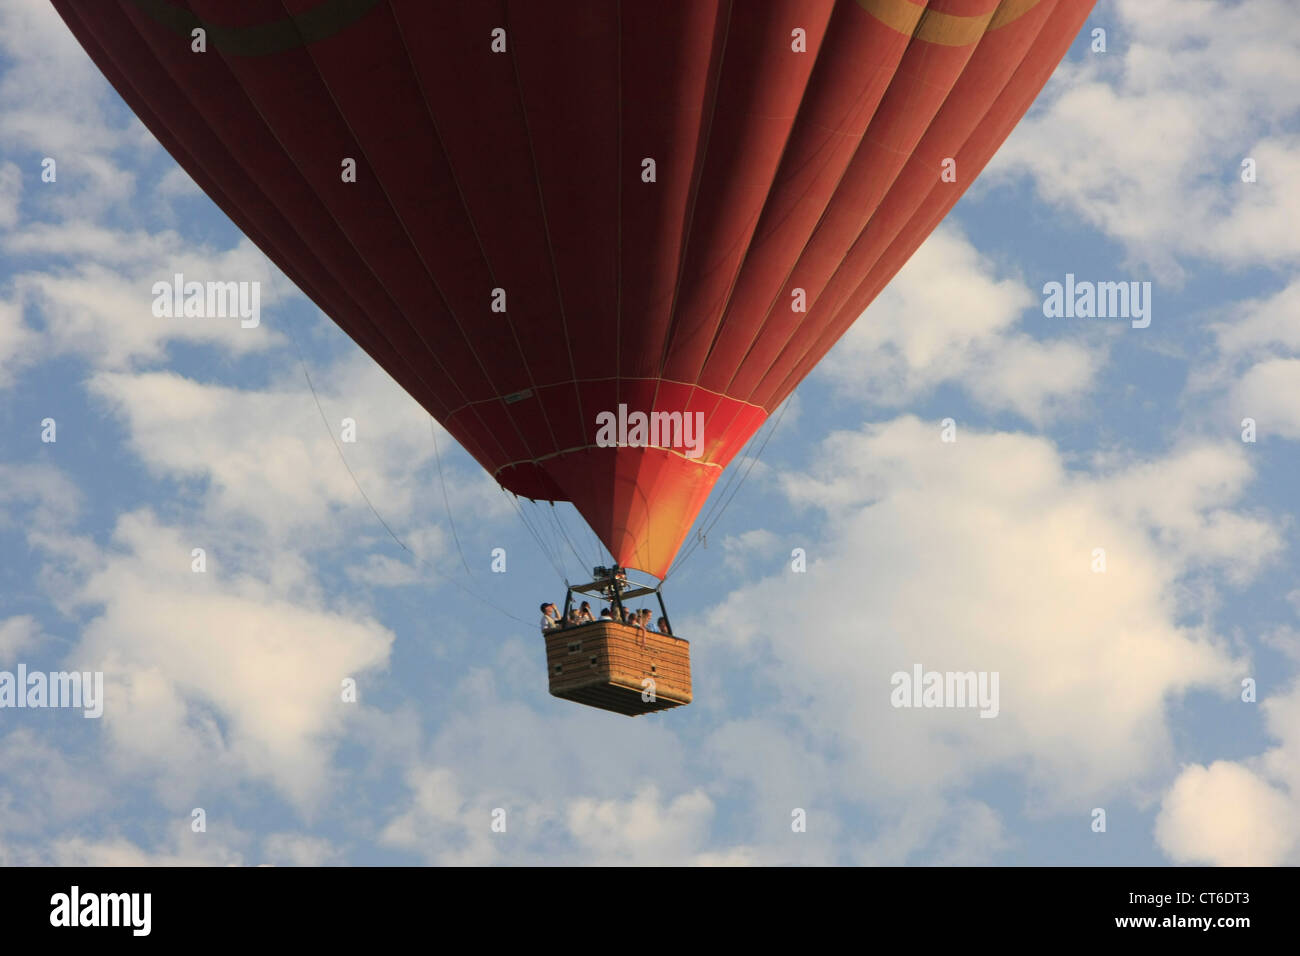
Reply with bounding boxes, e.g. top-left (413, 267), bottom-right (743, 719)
top-left (52, 0), bottom-right (1095, 577)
